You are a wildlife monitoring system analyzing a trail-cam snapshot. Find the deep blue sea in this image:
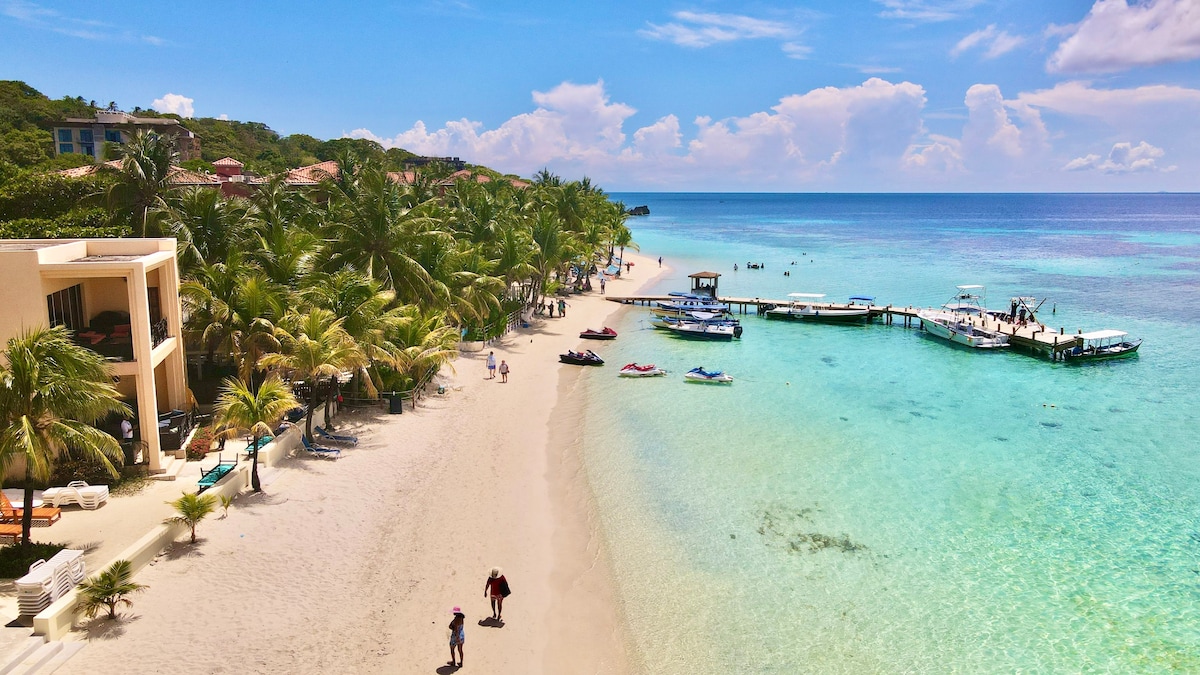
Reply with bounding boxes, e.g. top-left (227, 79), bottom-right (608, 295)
top-left (584, 193), bottom-right (1200, 673)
